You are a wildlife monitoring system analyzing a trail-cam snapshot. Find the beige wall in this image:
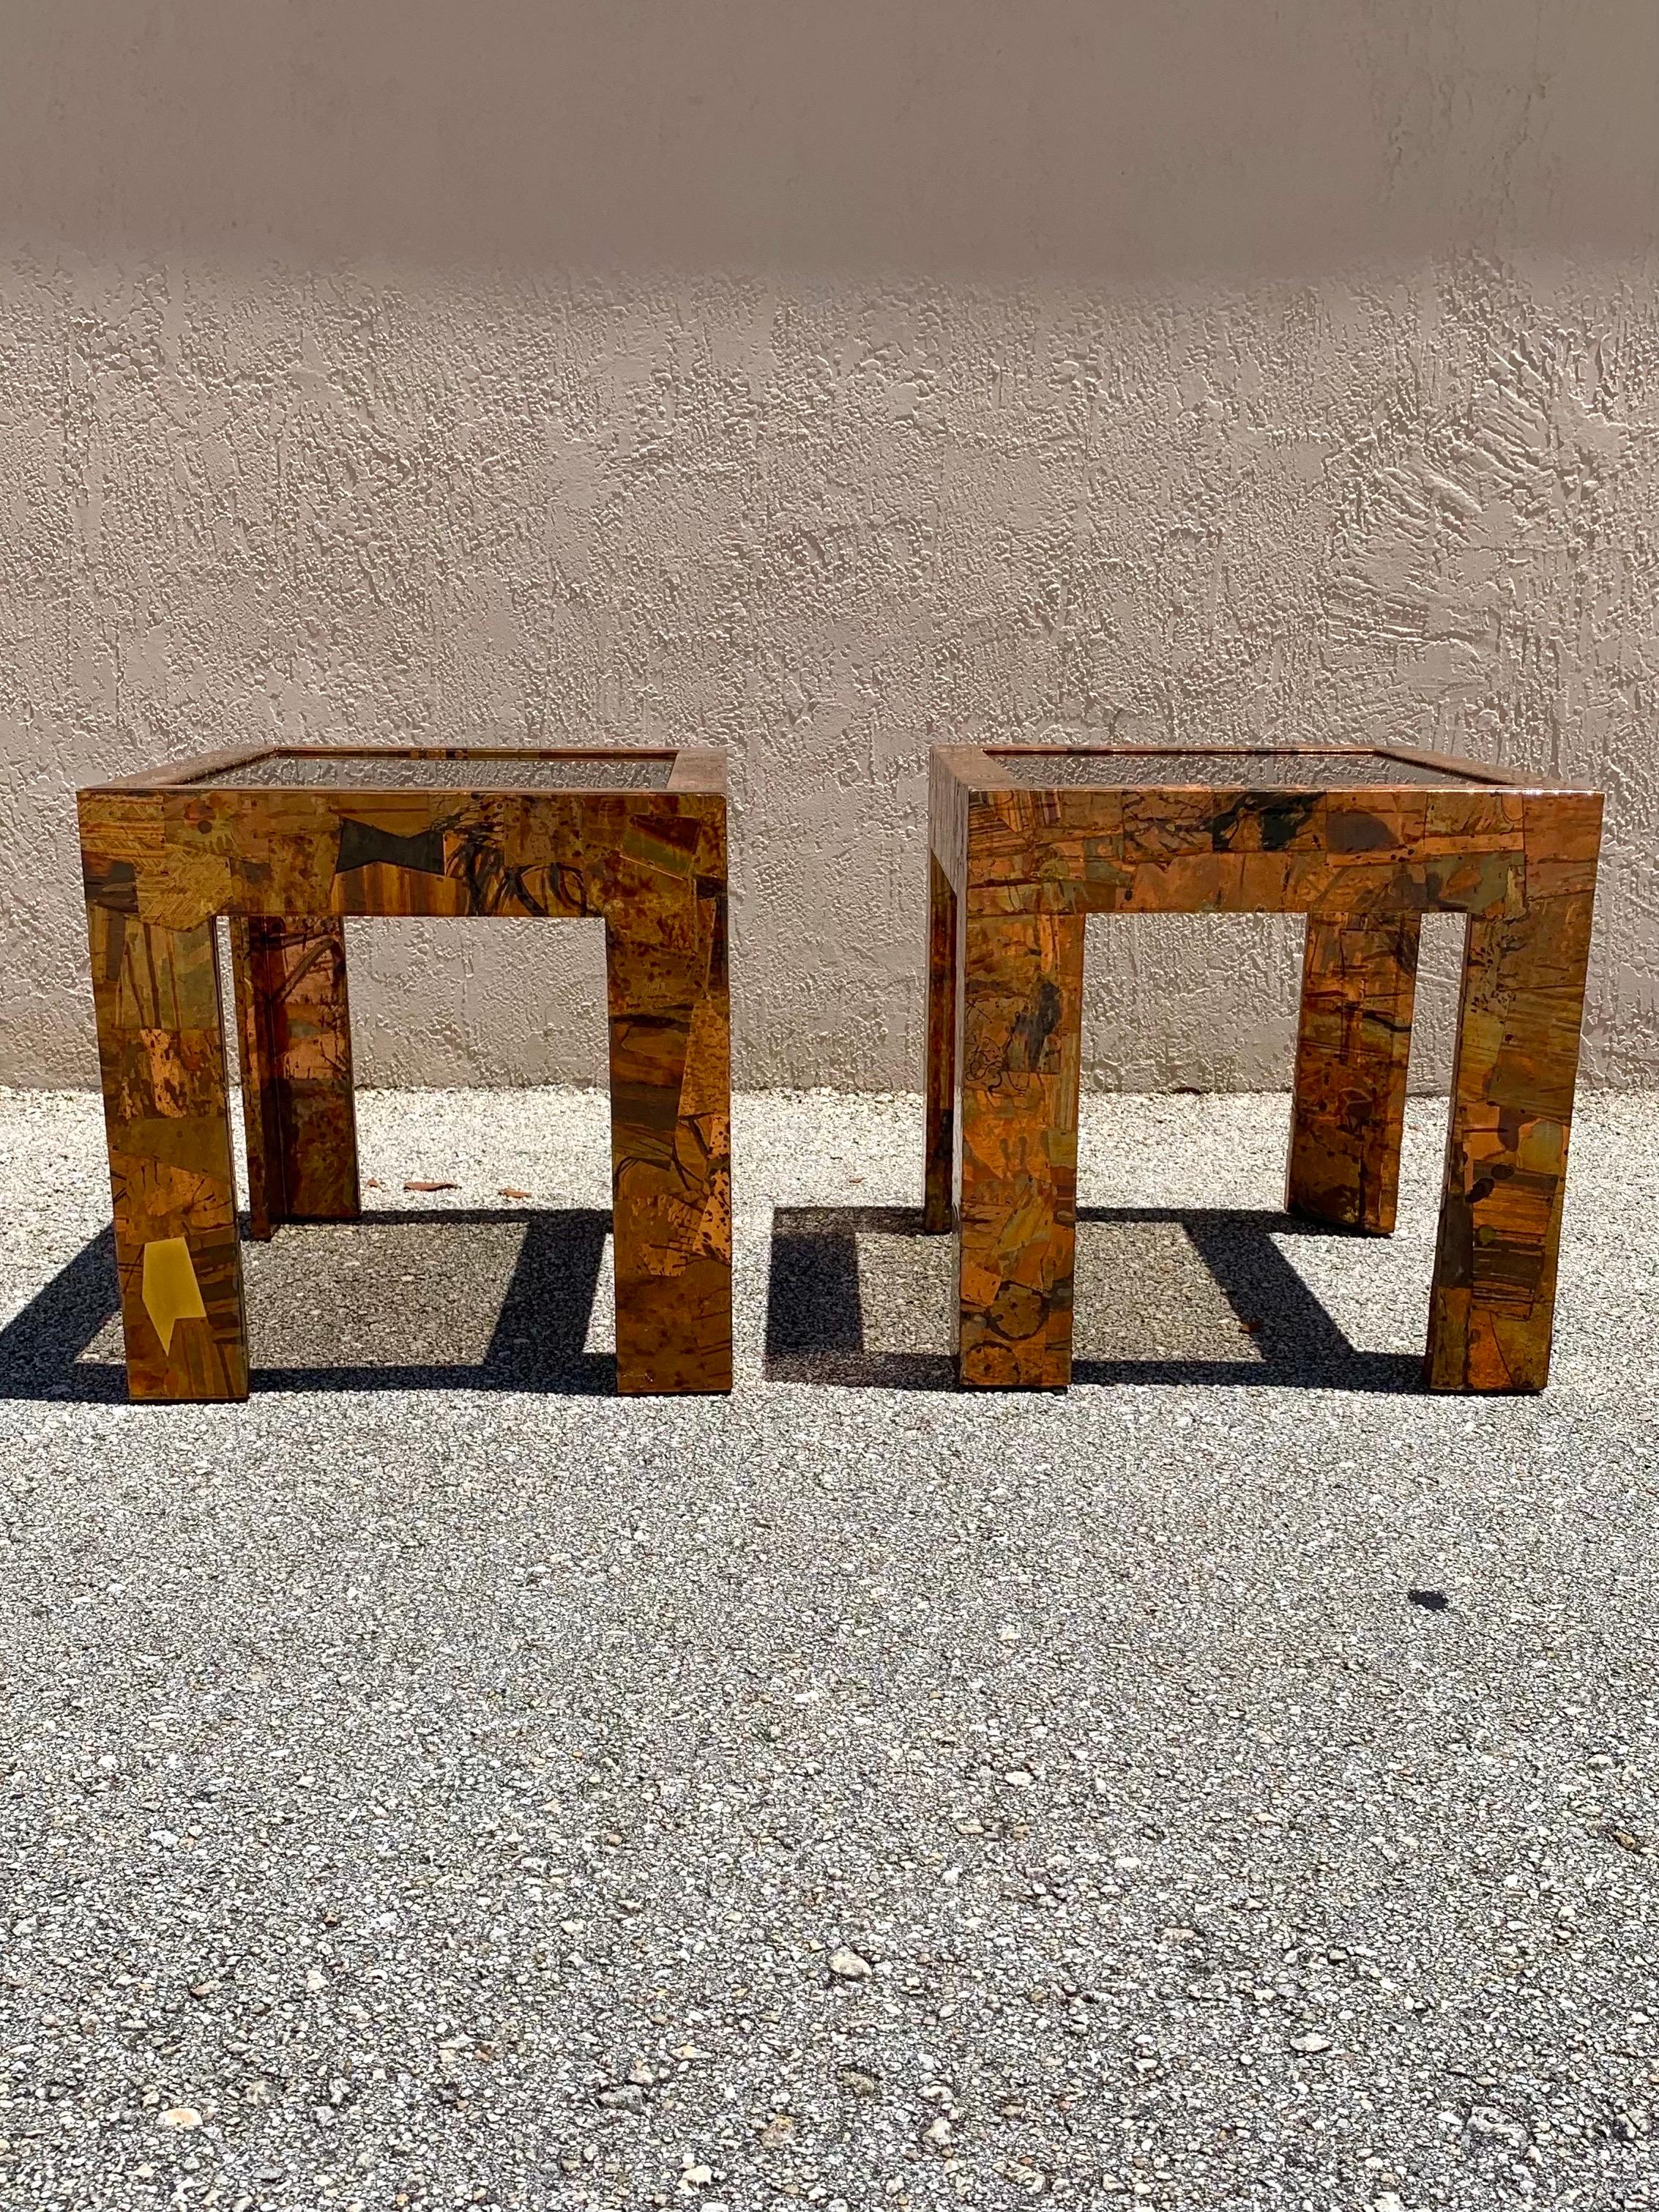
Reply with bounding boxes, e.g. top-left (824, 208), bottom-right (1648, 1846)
top-left (4, 1), bottom-right (1658, 1092)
